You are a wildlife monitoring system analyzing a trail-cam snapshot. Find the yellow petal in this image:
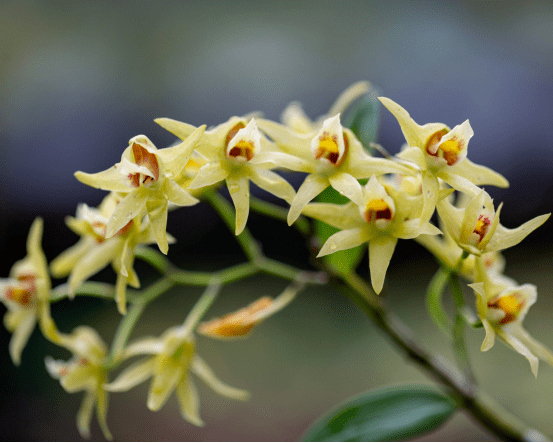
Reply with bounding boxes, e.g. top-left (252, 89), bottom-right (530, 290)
top-left (50, 237), bottom-right (95, 278)
top-left (318, 227), bottom-right (370, 257)
top-left (329, 172), bottom-right (364, 207)
top-left (176, 376), bottom-right (204, 427)
top-left (368, 236), bottom-right (398, 294)
top-left (147, 363), bottom-right (183, 411)
top-left (249, 168), bottom-right (295, 204)
top-left (486, 213), bottom-right (550, 253)
top-left (104, 357), bottom-right (156, 392)
top-left (450, 158), bottom-right (509, 189)
top-left (95, 388), bottom-right (113, 440)
top-left (9, 312), bottom-right (36, 366)
top-left (188, 161), bottom-right (229, 189)
top-left (146, 199), bottom-right (169, 254)
top-left (74, 166), bottom-right (130, 193)
top-left (154, 118), bottom-right (198, 141)
top-left (165, 180), bottom-right (199, 206)
top-left (191, 355), bottom-right (250, 400)
top-left (288, 174), bottom-right (329, 225)
top-left (76, 390), bottom-right (95, 440)
top-left (157, 125), bottom-right (206, 180)
top-left (226, 175), bottom-right (250, 235)
top-left (106, 187), bottom-right (149, 238)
